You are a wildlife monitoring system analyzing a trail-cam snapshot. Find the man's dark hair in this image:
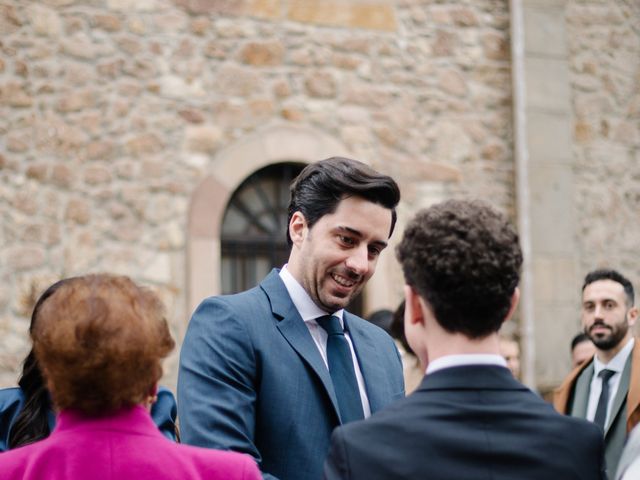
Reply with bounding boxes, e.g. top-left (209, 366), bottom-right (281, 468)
top-left (570, 332), bottom-right (591, 351)
top-left (286, 157), bottom-right (400, 246)
top-left (582, 269), bottom-right (635, 307)
top-left (396, 199), bottom-right (523, 339)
